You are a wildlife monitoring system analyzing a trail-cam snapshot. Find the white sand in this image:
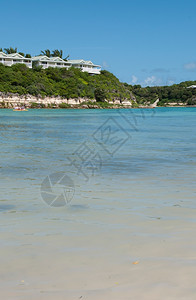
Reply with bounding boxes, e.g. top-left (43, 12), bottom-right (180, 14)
top-left (1, 177), bottom-right (196, 300)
